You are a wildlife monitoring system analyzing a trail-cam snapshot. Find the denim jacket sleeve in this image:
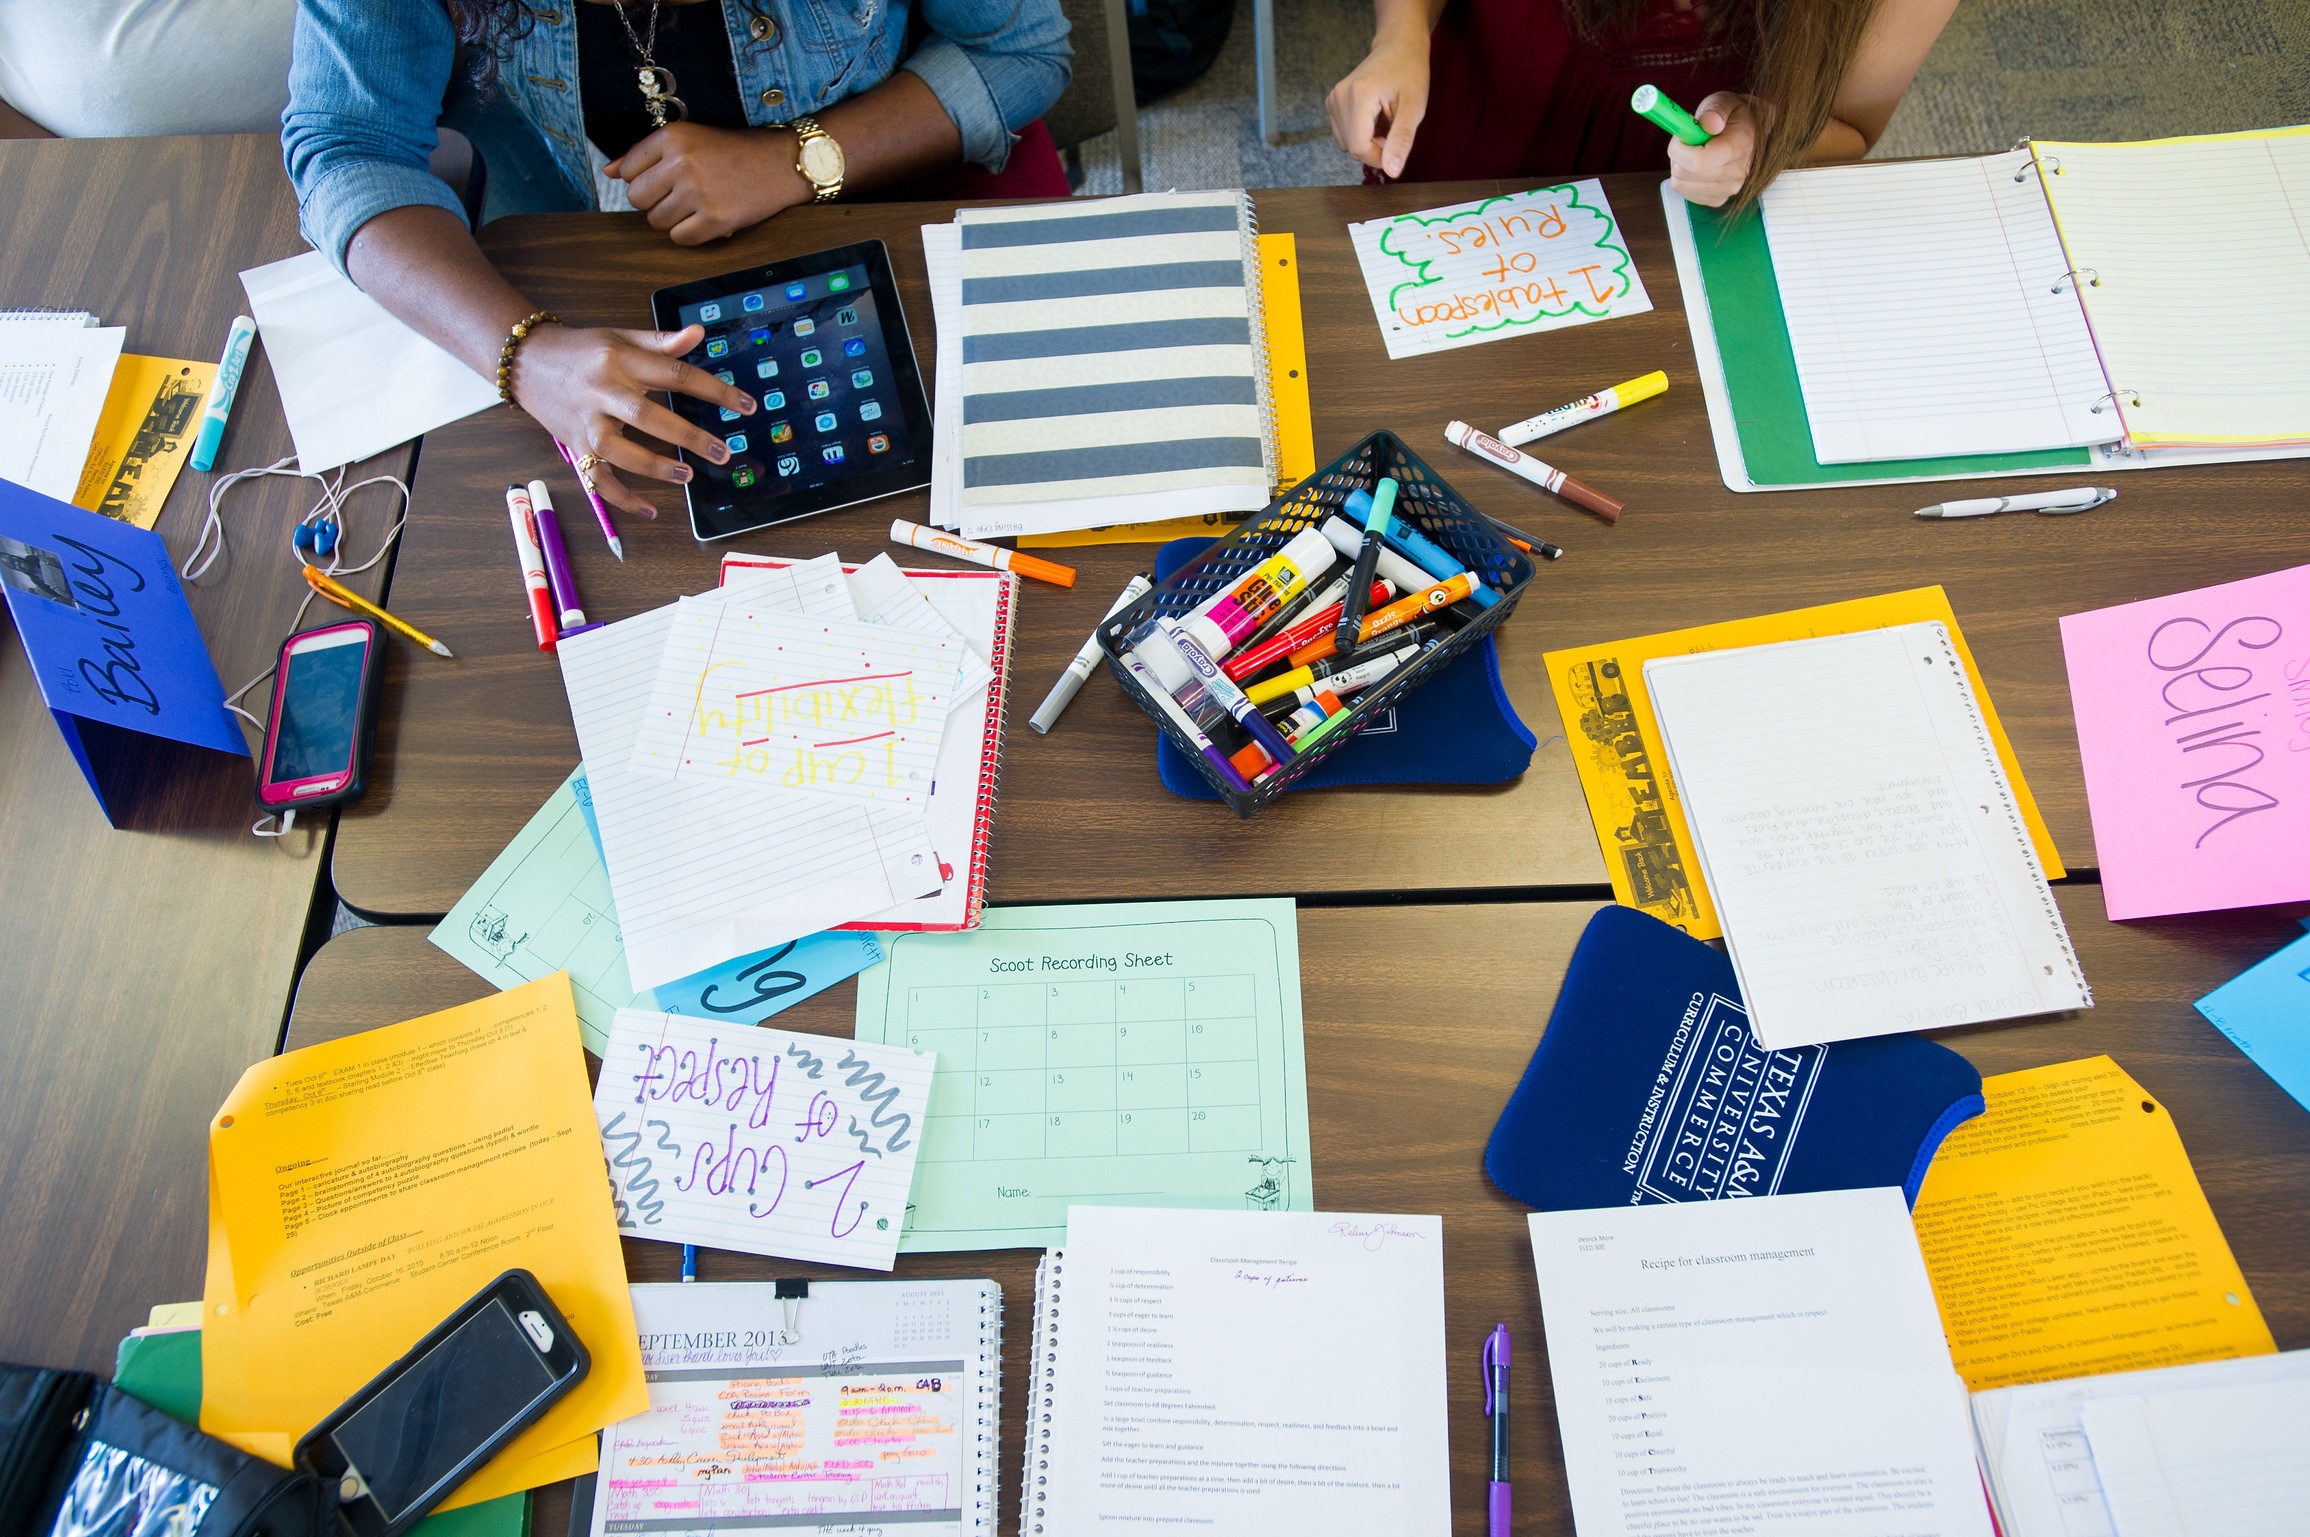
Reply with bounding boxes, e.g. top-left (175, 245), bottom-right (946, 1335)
top-left (899, 0), bottom-right (1072, 172)
top-left (283, 0), bottom-right (468, 275)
